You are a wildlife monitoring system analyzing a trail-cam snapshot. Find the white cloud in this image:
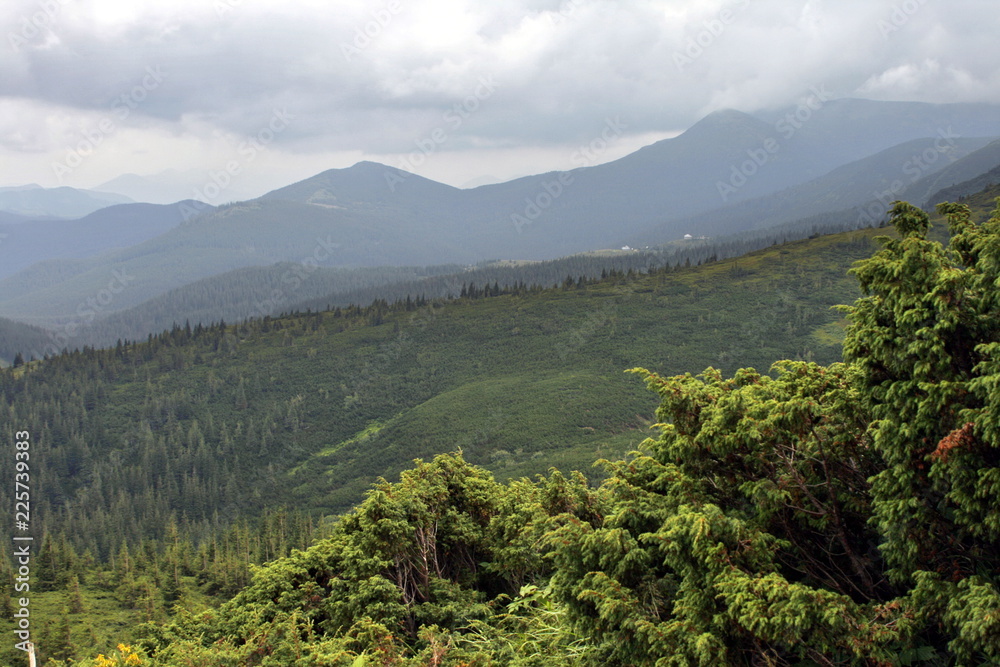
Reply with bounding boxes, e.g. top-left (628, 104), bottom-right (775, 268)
top-left (857, 60), bottom-right (996, 103)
